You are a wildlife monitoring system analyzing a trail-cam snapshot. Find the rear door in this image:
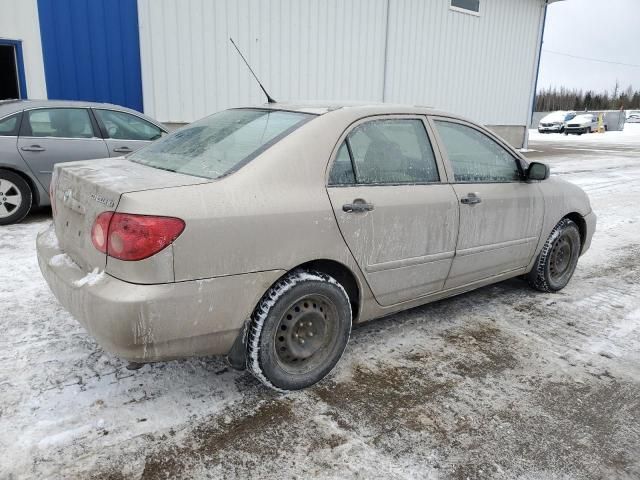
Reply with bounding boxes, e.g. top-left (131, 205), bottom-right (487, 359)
top-left (430, 117), bottom-right (544, 289)
top-left (17, 107), bottom-right (109, 190)
top-left (326, 116), bottom-right (459, 306)
top-left (93, 108), bottom-right (165, 157)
